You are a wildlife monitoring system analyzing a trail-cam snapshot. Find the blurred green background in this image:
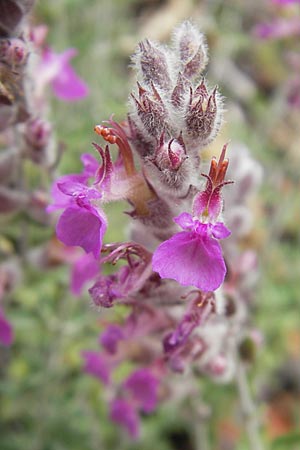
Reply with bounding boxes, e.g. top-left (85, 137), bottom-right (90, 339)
top-left (1, 0), bottom-right (300, 449)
